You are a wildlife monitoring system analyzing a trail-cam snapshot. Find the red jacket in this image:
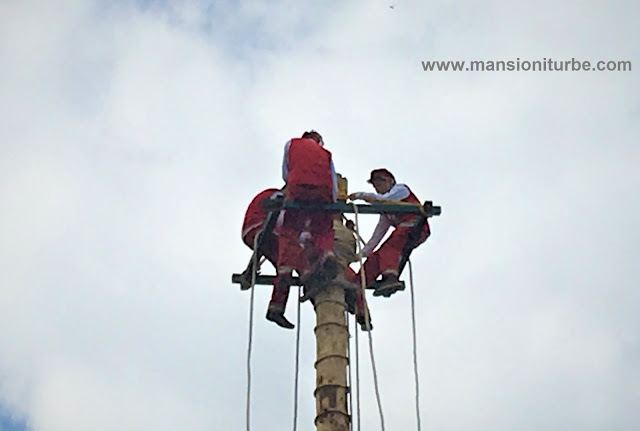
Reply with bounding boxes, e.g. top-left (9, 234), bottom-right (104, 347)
top-left (391, 186), bottom-right (429, 229)
top-left (242, 188), bottom-right (281, 241)
top-left (286, 138), bottom-right (333, 188)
